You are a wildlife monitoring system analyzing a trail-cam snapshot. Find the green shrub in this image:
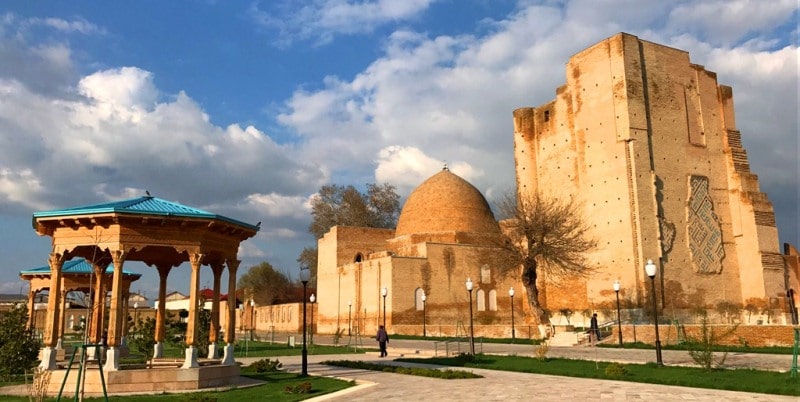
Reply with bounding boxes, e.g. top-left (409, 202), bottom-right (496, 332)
top-left (284, 381), bottom-right (312, 394)
top-left (0, 304), bottom-right (40, 381)
top-left (604, 363), bottom-right (629, 378)
top-left (250, 358), bottom-right (283, 373)
top-left (321, 360), bottom-right (482, 379)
